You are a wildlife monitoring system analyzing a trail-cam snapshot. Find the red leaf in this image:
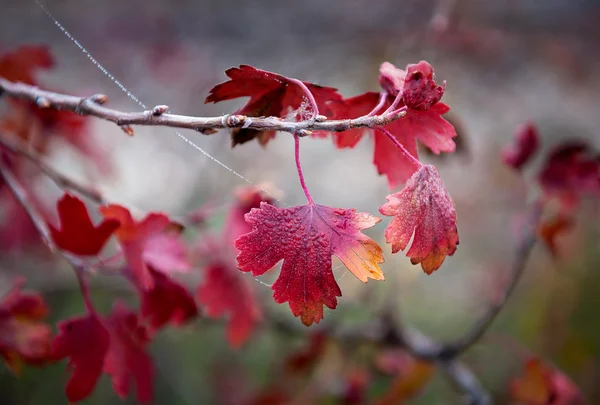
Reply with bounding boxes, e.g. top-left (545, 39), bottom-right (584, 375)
top-left (235, 202), bottom-right (384, 326)
top-left (205, 65), bottom-right (342, 146)
top-left (0, 45), bottom-right (54, 85)
top-left (378, 62), bottom-right (405, 97)
top-left (331, 98), bottom-right (456, 188)
top-left (100, 205), bottom-right (189, 290)
top-left (379, 165), bottom-right (459, 273)
top-left (104, 303), bottom-right (154, 404)
top-left (402, 61), bottom-right (446, 111)
top-left (0, 279), bottom-right (52, 373)
top-left (502, 122), bottom-right (539, 171)
top-left (51, 313), bottom-right (110, 403)
top-left (328, 92), bottom-right (381, 149)
top-left (510, 357), bottom-right (584, 405)
top-left (139, 268), bottom-right (198, 333)
top-left (49, 194), bottom-right (119, 256)
top-left (197, 262), bottom-right (261, 348)
top-left (539, 141), bottom-right (600, 210)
